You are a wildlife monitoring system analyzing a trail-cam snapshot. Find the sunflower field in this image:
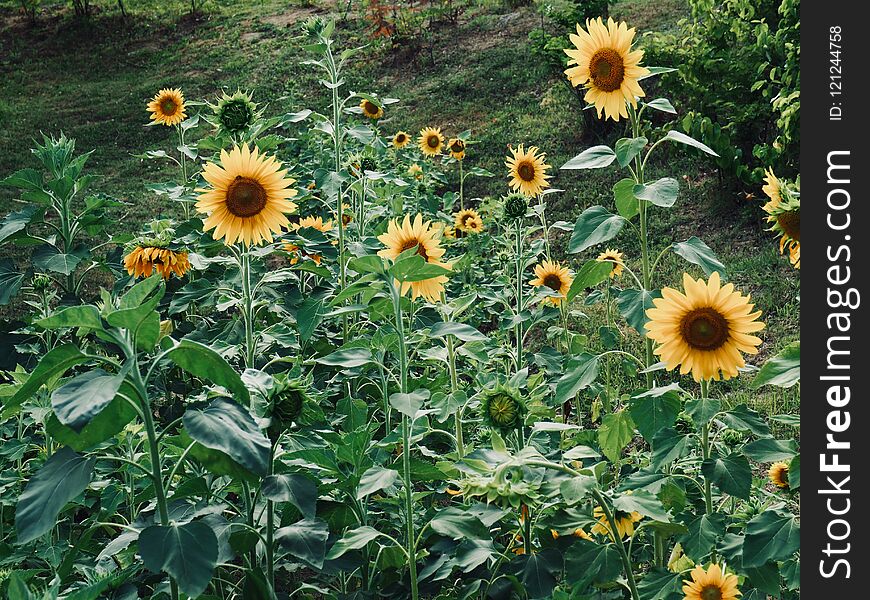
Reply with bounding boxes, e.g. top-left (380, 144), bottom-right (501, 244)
top-left (0, 1), bottom-right (800, 599)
